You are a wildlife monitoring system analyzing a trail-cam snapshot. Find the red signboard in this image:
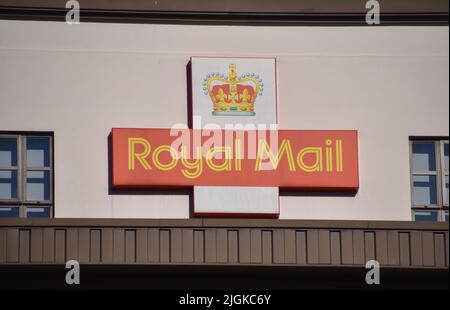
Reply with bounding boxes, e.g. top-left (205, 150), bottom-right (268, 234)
top-left (111, 128), bottom-right (359, 190)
